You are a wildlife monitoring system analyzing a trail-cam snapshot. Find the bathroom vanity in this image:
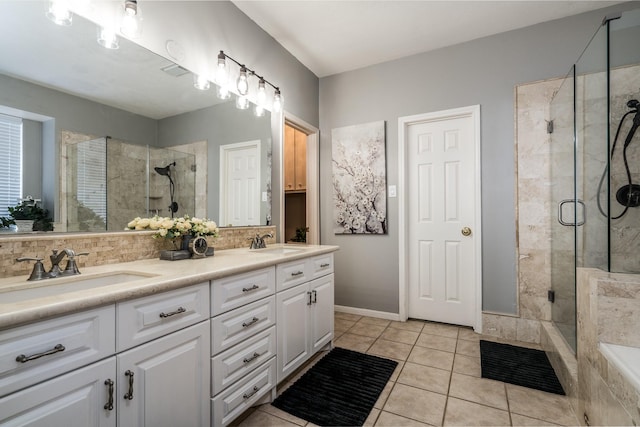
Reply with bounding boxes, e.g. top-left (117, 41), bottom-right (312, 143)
top-left (0, 244), bottom-right (338, 427)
